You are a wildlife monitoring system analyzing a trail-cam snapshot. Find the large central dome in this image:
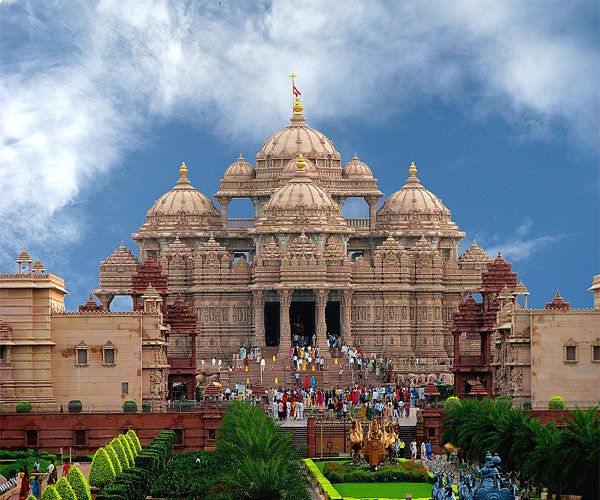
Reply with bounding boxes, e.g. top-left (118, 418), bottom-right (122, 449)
top-left (255, 98), bottom-right (341, 170)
